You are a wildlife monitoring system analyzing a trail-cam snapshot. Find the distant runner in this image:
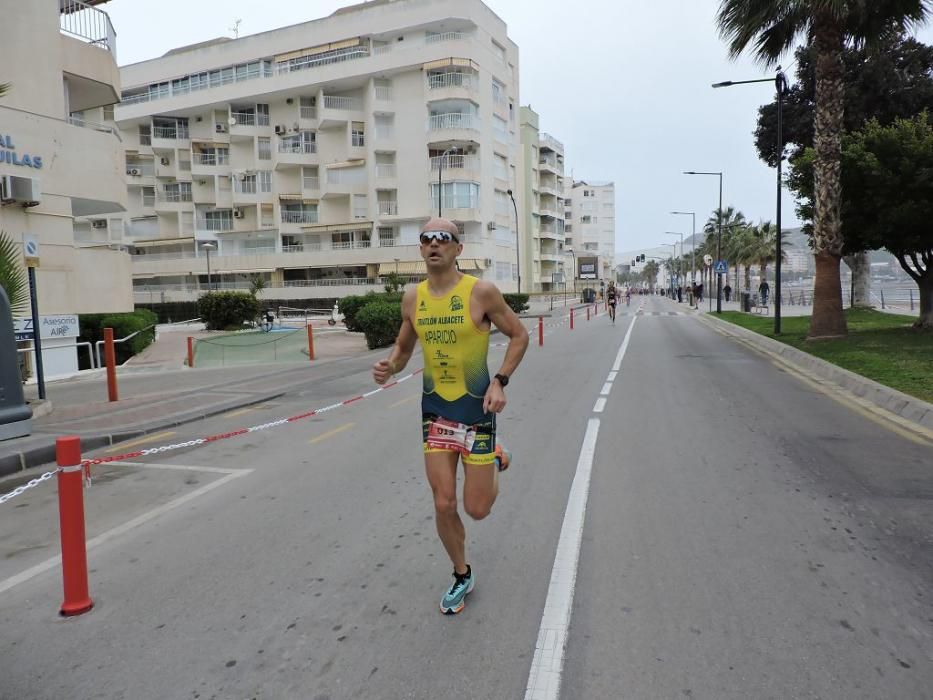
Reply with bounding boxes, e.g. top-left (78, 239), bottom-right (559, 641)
top-left (606, 282), bottom-right (618, 323)
top-left (372, 217), bottom-right (529, 614)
